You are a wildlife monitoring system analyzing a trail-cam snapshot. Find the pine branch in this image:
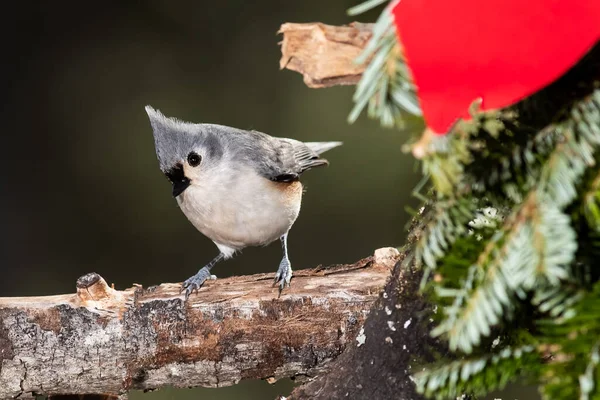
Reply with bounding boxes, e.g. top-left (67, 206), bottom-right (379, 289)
top-left (465, 113), bottom-right (559, 204)
top-left (420, 132), bottom-right (471, 197)
top-left (583, 169), bottom-right (600, 231)
top-left (414, 345), bottom-right (540, 400)
top-left (538, 281), bottom-right (600, 399)
top-left (347, 0), bottom-right (421, 128)
top-left (416, 197), bottom-right (478, 282)
top-left (430, 90), bottom-right (600, 354)
top-left (579, 341), bottom-right (600, 400)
